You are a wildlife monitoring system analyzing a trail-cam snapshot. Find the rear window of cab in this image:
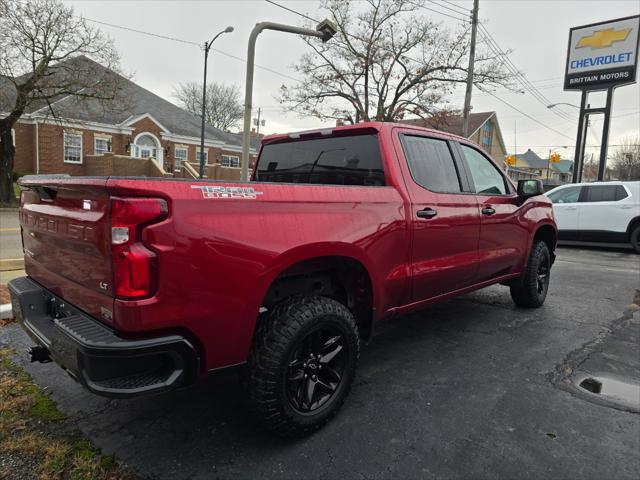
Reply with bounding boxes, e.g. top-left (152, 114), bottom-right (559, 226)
top-left (255, 134), bottom-right (385, 186)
